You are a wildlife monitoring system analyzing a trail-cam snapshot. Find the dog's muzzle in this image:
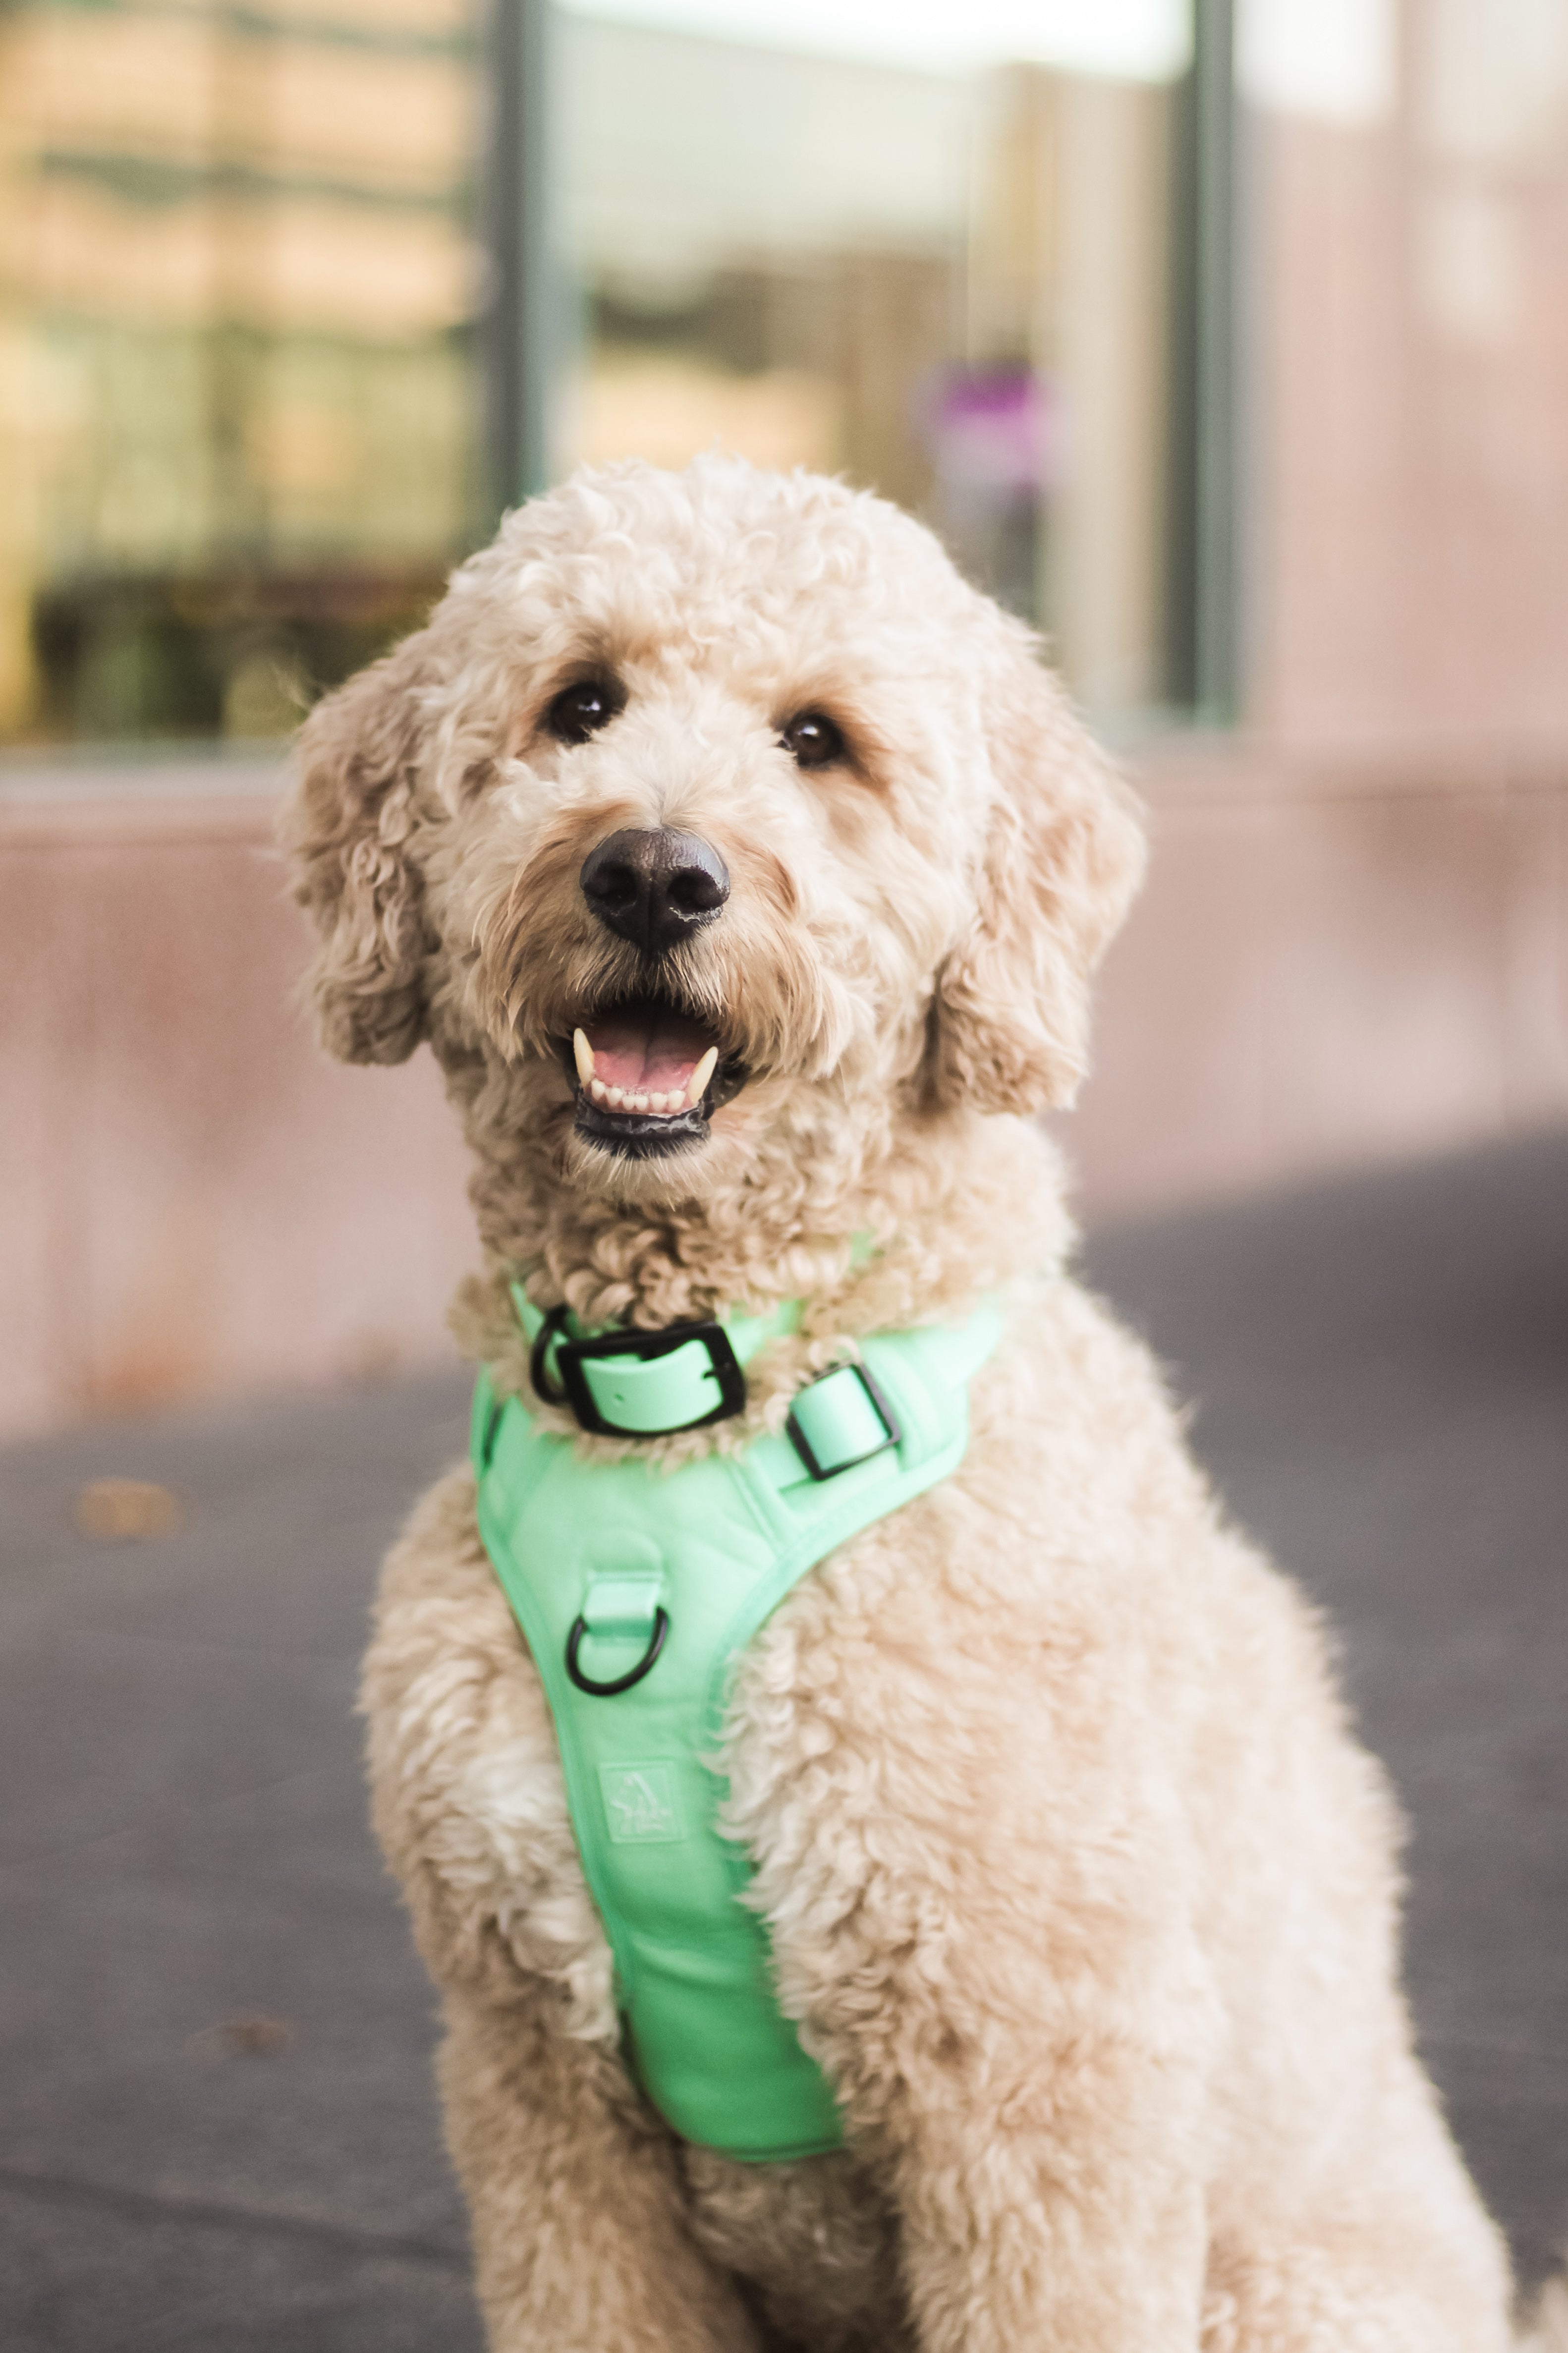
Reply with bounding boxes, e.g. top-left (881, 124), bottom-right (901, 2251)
top-left (565, 828), bottom-right (741, 1160)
